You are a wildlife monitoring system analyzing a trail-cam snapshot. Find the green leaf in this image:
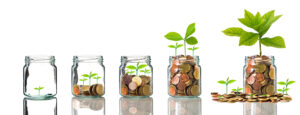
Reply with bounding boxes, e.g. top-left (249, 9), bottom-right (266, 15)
top-left (287, 81), bottom-right (296, 85)
top-left (185, 23), bottom-right (196, 38)
top-left (261, 36), bottom-right (286, 48)
top-left (138, 64), bottom-right (148, 69)
top-left (239, 32), bottom-right (259, 46)
top-left (232, 89), bottom-right (237, 92)
top-left (165, 32), bottom-right (184, 41)
top-left (257, 10), bottom-right (277, 36)
top-left (228, 80), bottom-right (236, 84)
top-left (177, 44), bottom-right (183, 48)
top-left (222, 27), bottom-right (245, 37)
top-left (277, 81), bottom-right (286, 85)
top-left (126, 65), bottom-right (137, 70)
top-left (218, 80), bottom-right (226, 84)
top-left (238, 88), bottom-right (243, 91)
top-left (34, 88), bottom-right (39, 90)
top-left (40, 87), bottom-right (44, 90)
top-left (238, 10), bottom-right (258, 29)
top-left (186, 36), bottom-right (198, 45)
top-left (168, 45), bottom-right (176, 48)
top-left (284, 88), bottom-right (290, 91)
top-left (91, 73), bottom-right (98, 77)
top-left (140, 70), bottom-right (145, 72)
top-left (188, 48), bottom-right (193, 50)
top-left (194, 47), bottom-right (199, 50)
top-left (82, 74), bottom-right (89, 77)
top-left (277, 89), bottom-right (283, 92)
